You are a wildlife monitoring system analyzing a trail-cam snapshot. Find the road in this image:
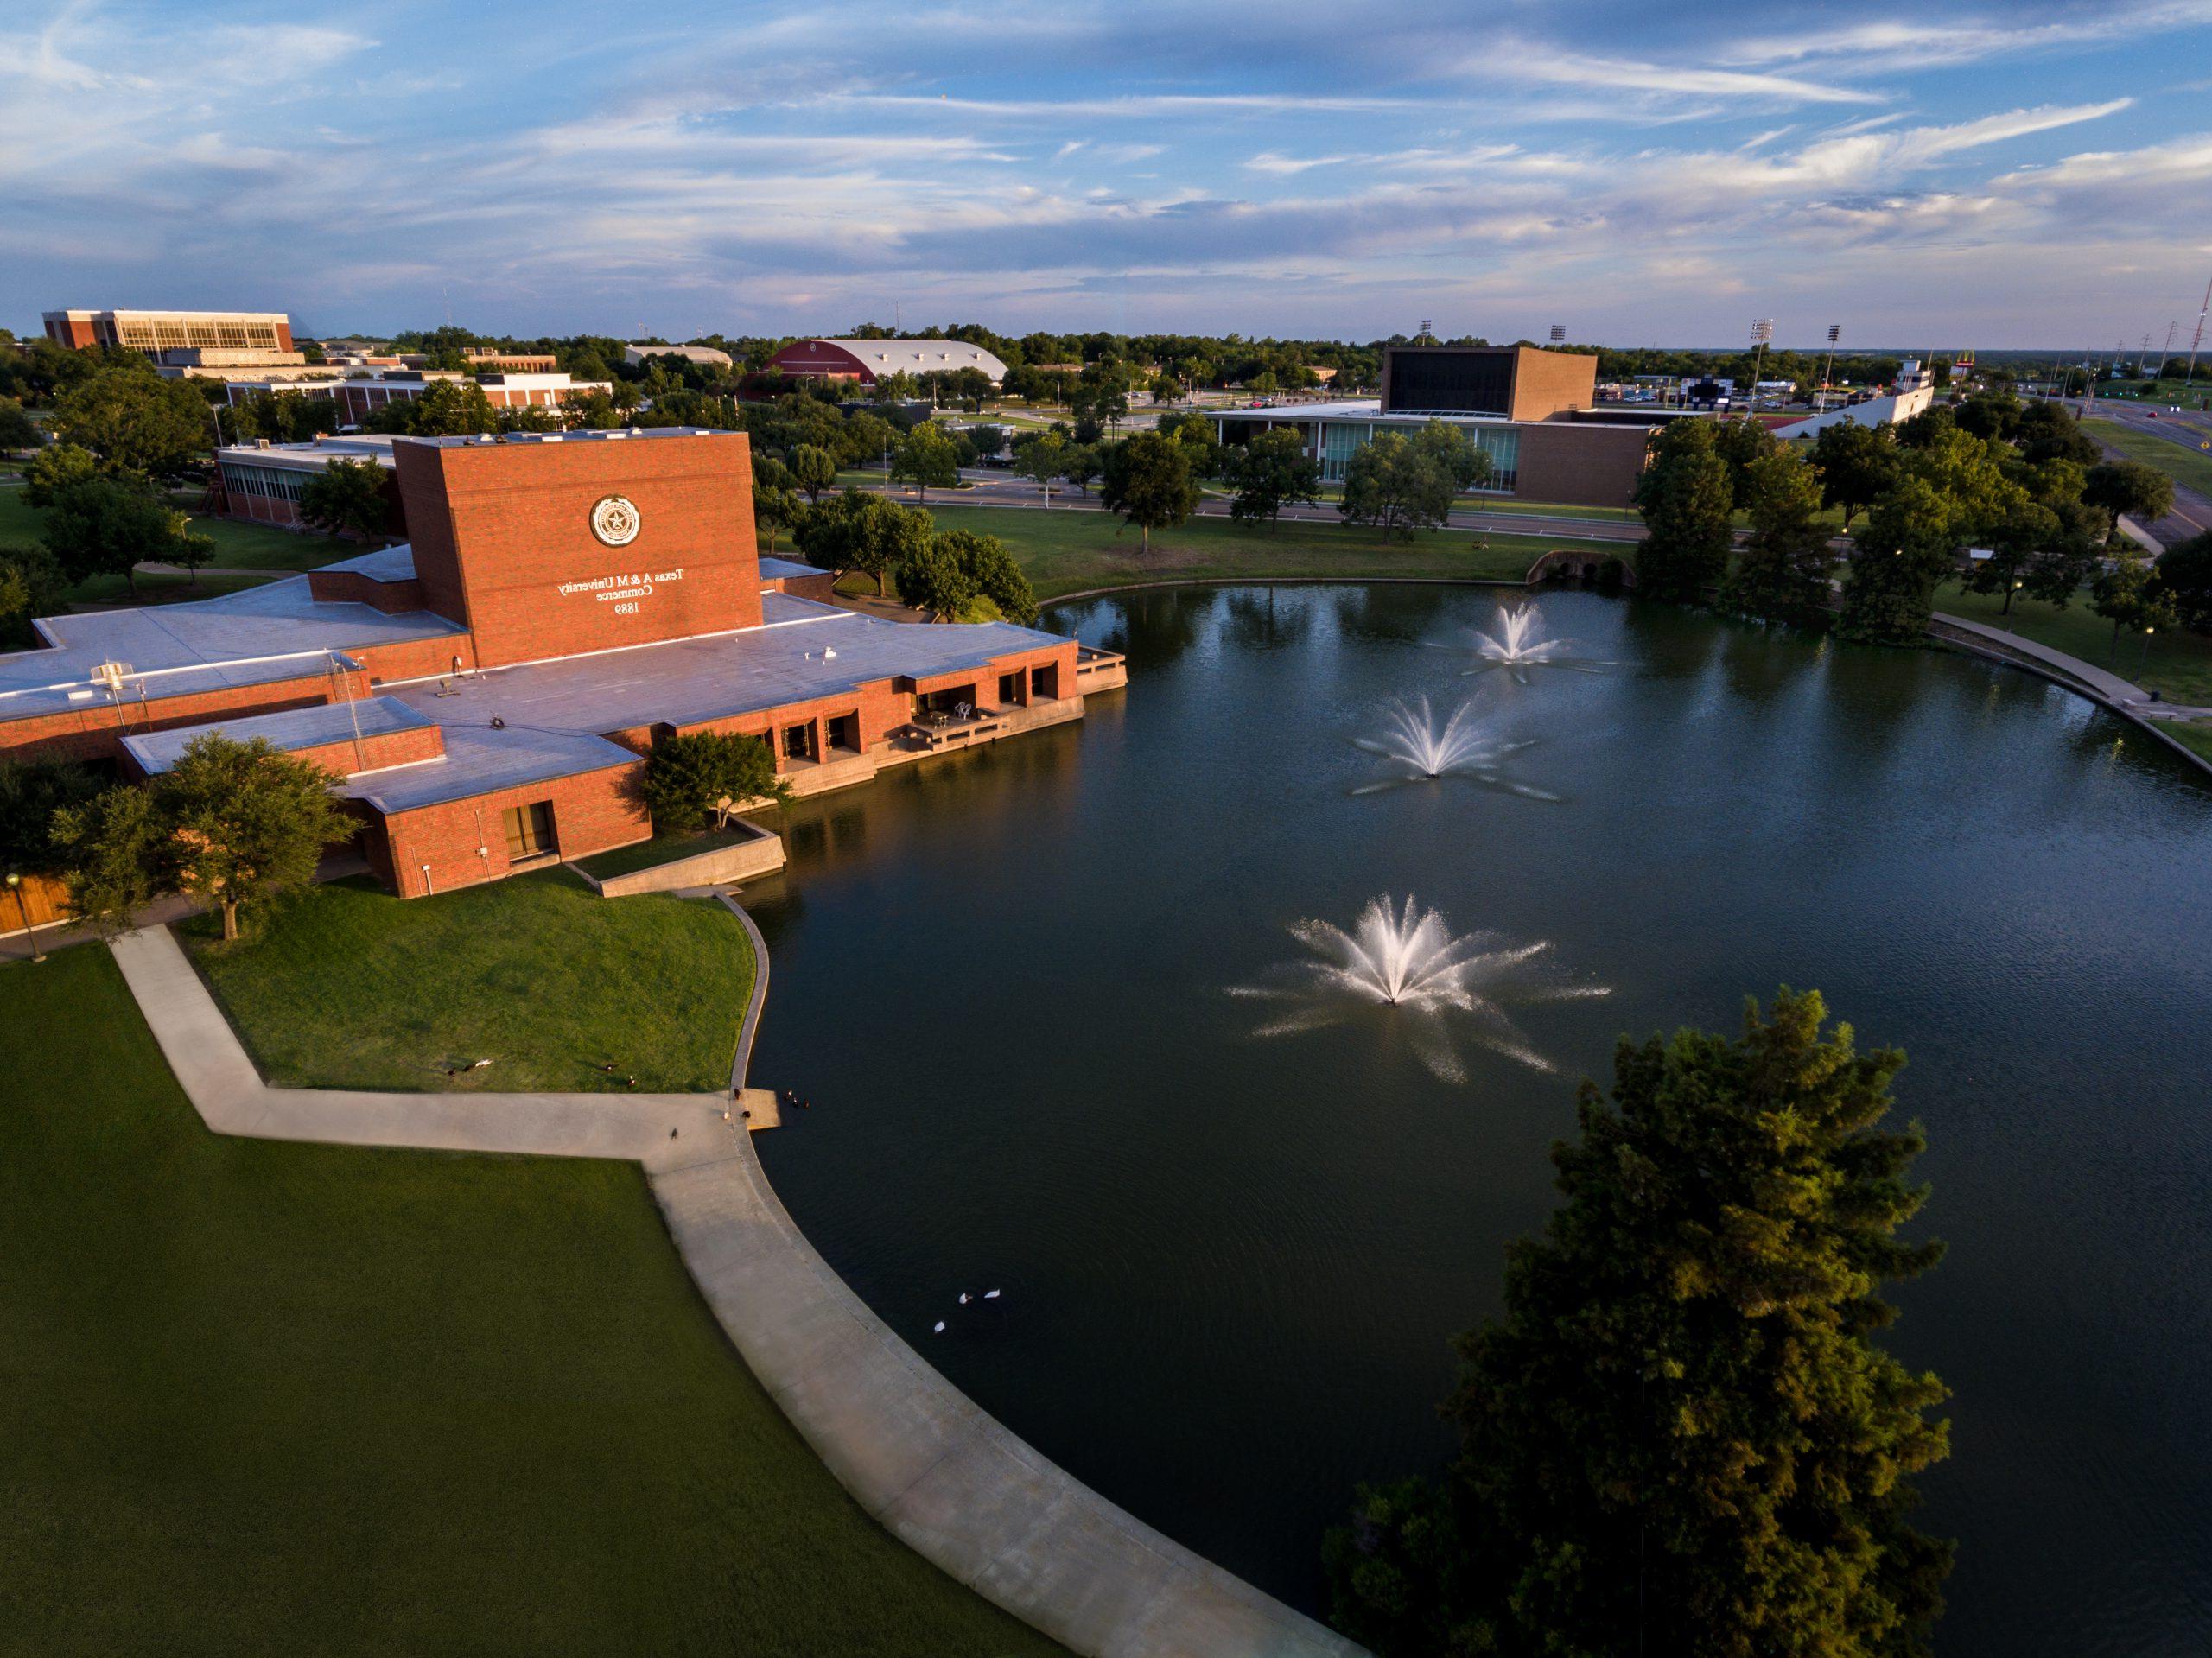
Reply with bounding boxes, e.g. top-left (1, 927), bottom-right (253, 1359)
top-left (2067, 397), bottom-right (2212, 544)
